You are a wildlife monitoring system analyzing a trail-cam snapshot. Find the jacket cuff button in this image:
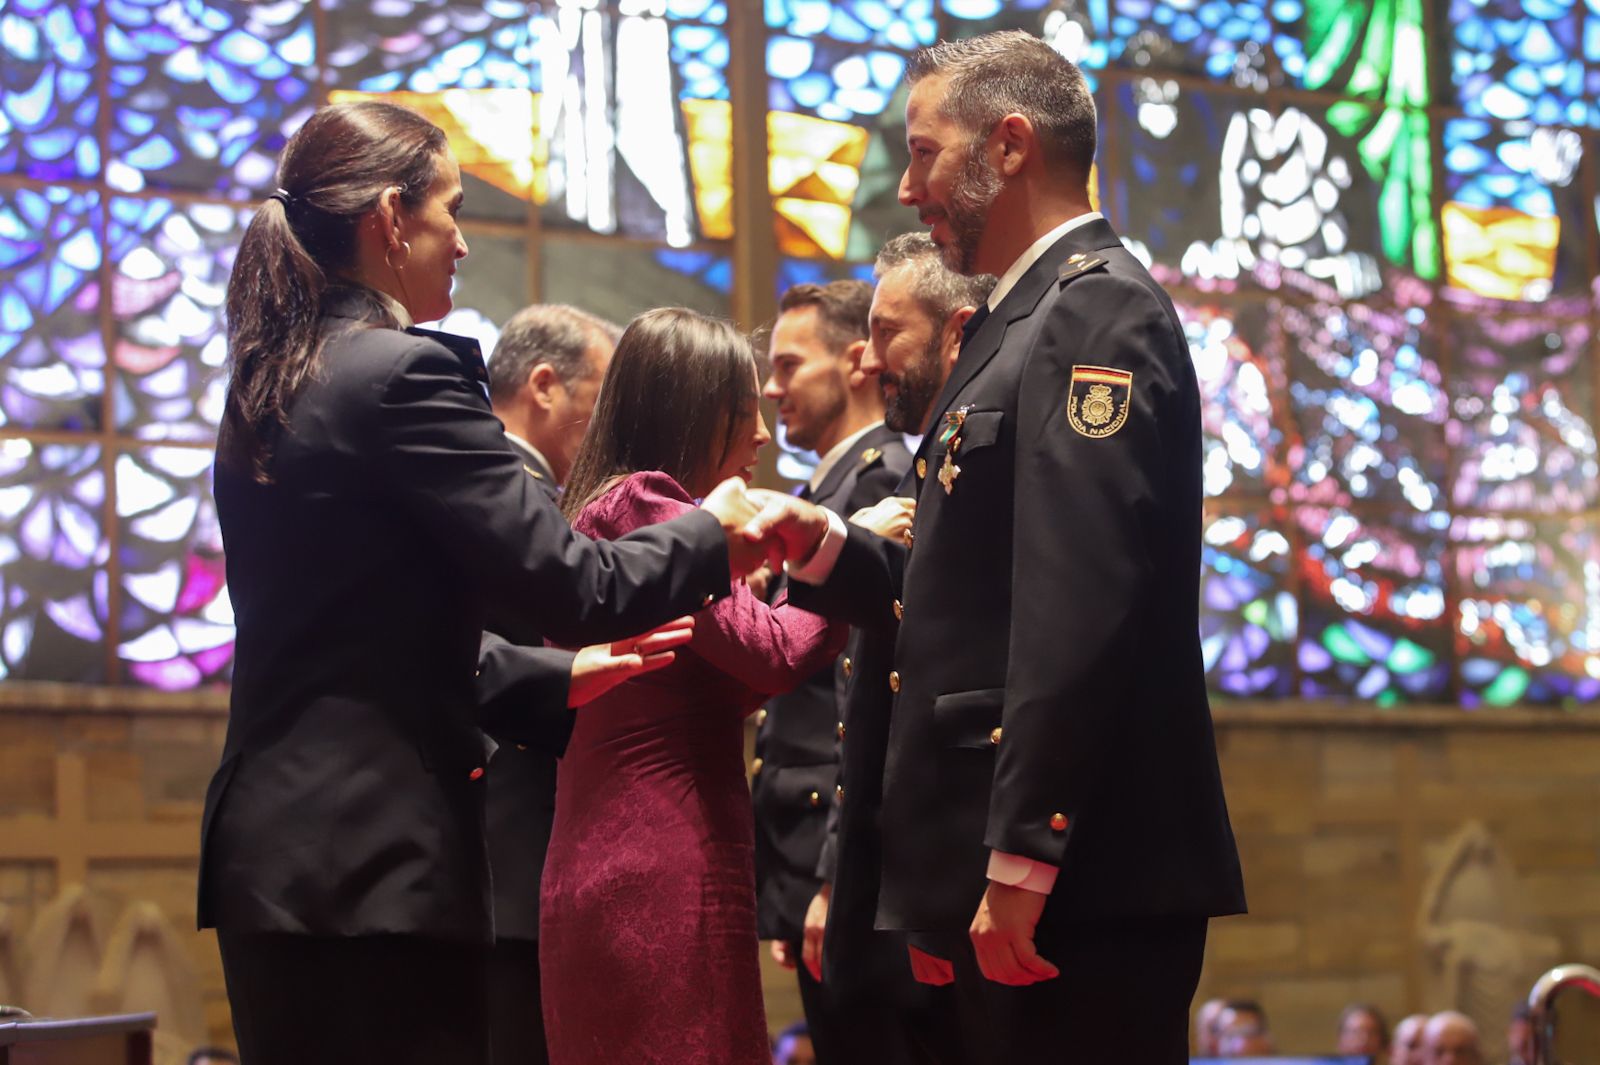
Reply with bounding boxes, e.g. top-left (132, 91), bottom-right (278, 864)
top-left (1049, 812), bottom-right (1069, 832)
